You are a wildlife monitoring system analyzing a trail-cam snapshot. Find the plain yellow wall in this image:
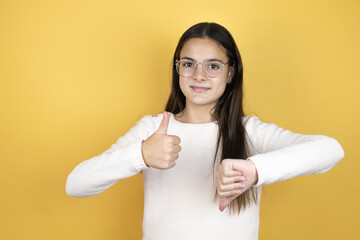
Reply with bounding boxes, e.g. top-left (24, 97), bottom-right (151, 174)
top-left (1, 0), bottom-right (359, 239)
